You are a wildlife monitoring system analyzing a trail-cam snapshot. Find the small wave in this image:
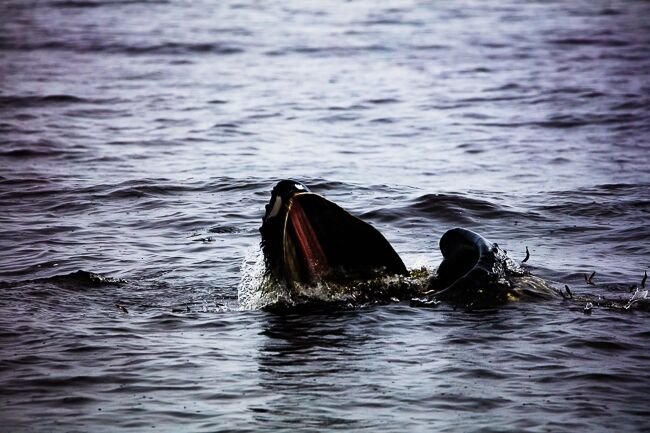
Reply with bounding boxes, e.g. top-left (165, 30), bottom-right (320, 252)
top-left (366, 98), bottom-right (400, 105)
top-left (0, 148), bottom-right (66, 158)
top-left (484, 83), bottom-right (524, 92)
top-left (0, 94), bottom-right (118, 108)
top-left (478, 113), bottom-right (641, 129)
top-left (90, 177), bottom-right (264, 199)
top-left (0, 40), bottom-right (243, 55)
top-left (0, 138), bottom-right (77, 159)
top-left (459, 95), bottom-right (528, 103)
top-left (50, 0), bottom-right (169, 8)
top-left (597, 183), bottom-right (647, 192)
top-left (0, 176), bottom-right (270, 205)
top-left (538, 201), bottom-right (650, 218)
top-left (0, 176), bottom-right (51, 187)
top-left (539, 184), bottom-right (650, 219)
top-left (16, 270), bottom-right (127, 289)
top-left (361, 18), bottom-right (425, 27)
top-left (611, 100), bottom-right (649, 111)
top-left (549, 38), bottom-right (630, 47)
top-left (413, 193), bottom-right (509, 219)
top-left (101, 183), bottom-right (193, 199)
top-left (120, 42), bottom-right (243, 55)
top-left (265, 44), bottom-right (391, 57)
top-left (546, 86), bottom-right (604, 96)
top-left (412, 44), bottom-right (450, 51)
